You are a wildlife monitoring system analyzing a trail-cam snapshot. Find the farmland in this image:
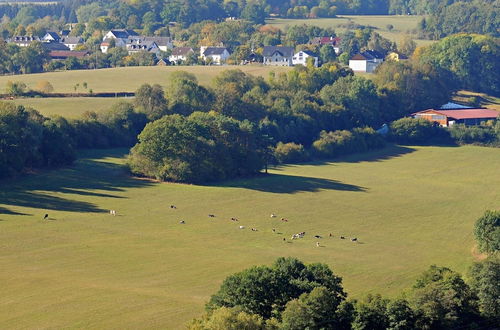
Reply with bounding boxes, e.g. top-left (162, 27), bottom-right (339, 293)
top-left (267, 15), bottom-right (435, 46)
top-left (0, 65), bottom-right (290, 94)
top-left (1, 145), bottom-right (498, 328)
